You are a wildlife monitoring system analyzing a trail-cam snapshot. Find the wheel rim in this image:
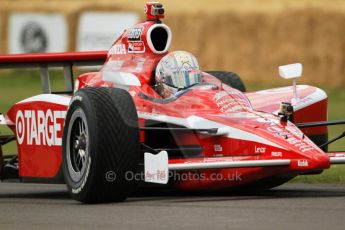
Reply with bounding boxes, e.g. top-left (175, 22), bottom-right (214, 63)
top-left (66, 109), bottom-right (90, 183)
